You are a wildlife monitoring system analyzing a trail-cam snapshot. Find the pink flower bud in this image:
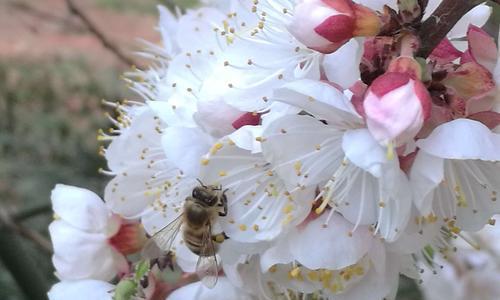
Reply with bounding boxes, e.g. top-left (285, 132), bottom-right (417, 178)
top-left (288, 0), bottom-right (381, 54)
top-left (363, 72), bottom-right (431, 147)
top-left (108, 219), bottom-right (147, 255)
